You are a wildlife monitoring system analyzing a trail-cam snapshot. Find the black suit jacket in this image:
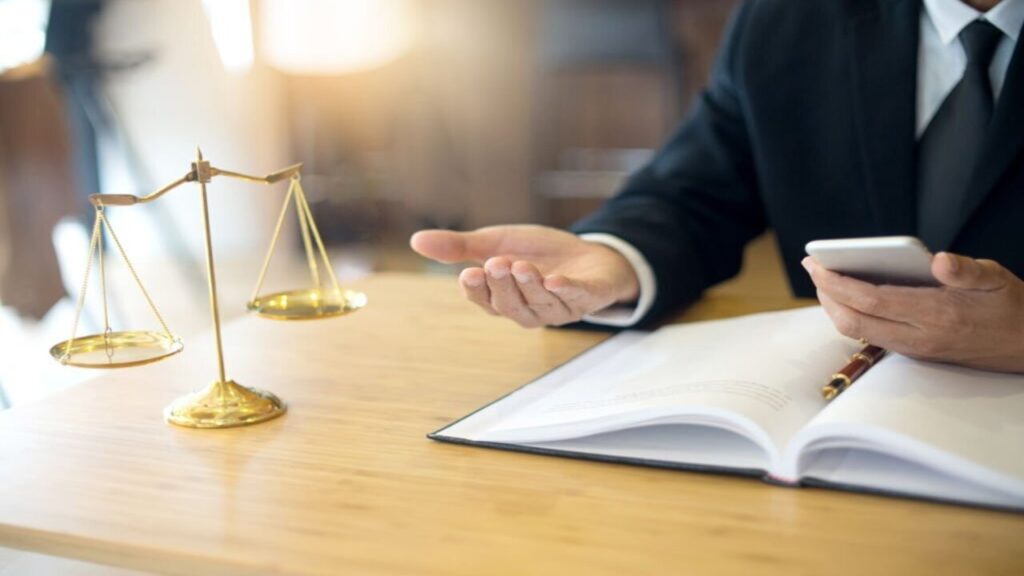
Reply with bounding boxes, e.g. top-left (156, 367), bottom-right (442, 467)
top-left (572, 0), bottom-right (1024, 326)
